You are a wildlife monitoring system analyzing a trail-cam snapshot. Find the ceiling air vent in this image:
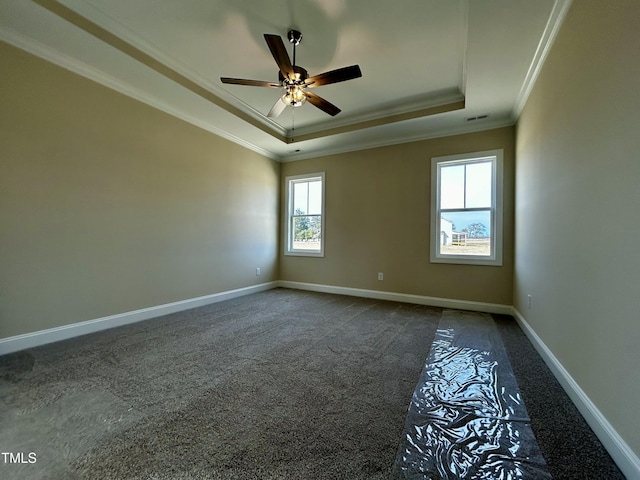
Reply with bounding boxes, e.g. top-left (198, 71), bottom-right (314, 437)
top-left (466, 114), bottom-right (489, 122)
